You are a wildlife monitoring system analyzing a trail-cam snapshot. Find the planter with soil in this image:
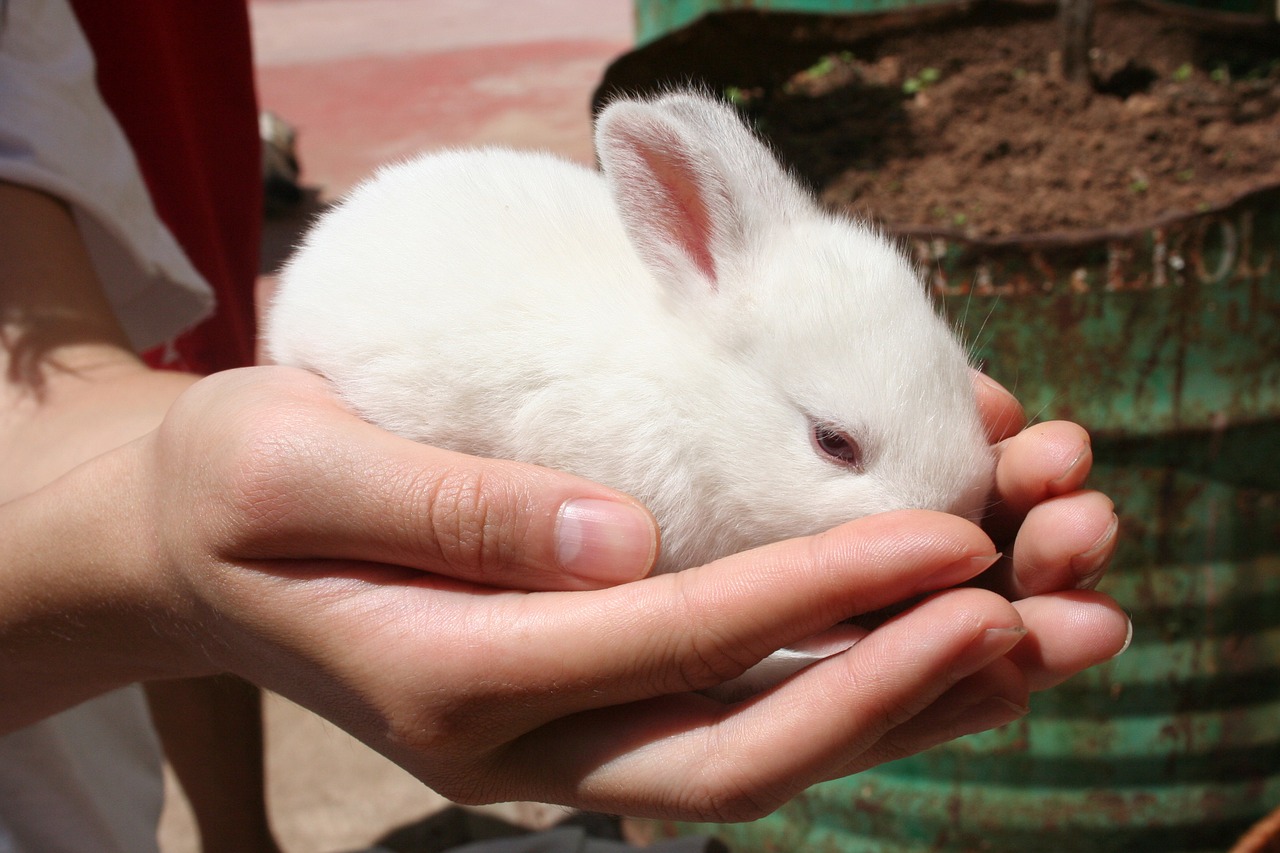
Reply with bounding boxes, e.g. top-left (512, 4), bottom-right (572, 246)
top-left (600, 3), bottom-right (1280, 850)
